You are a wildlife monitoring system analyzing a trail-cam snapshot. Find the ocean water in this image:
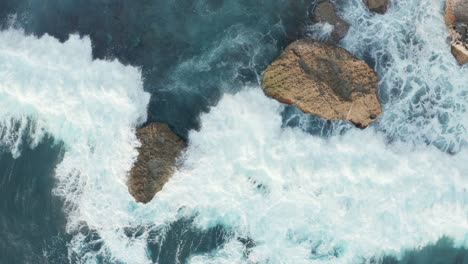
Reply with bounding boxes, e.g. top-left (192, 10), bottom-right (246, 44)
top-left (0, 0), bottom-right (309, 137)
top-left (0, 0), bottom-right (467, 263)
top-left (0, 136), bottom-right (68, 264)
